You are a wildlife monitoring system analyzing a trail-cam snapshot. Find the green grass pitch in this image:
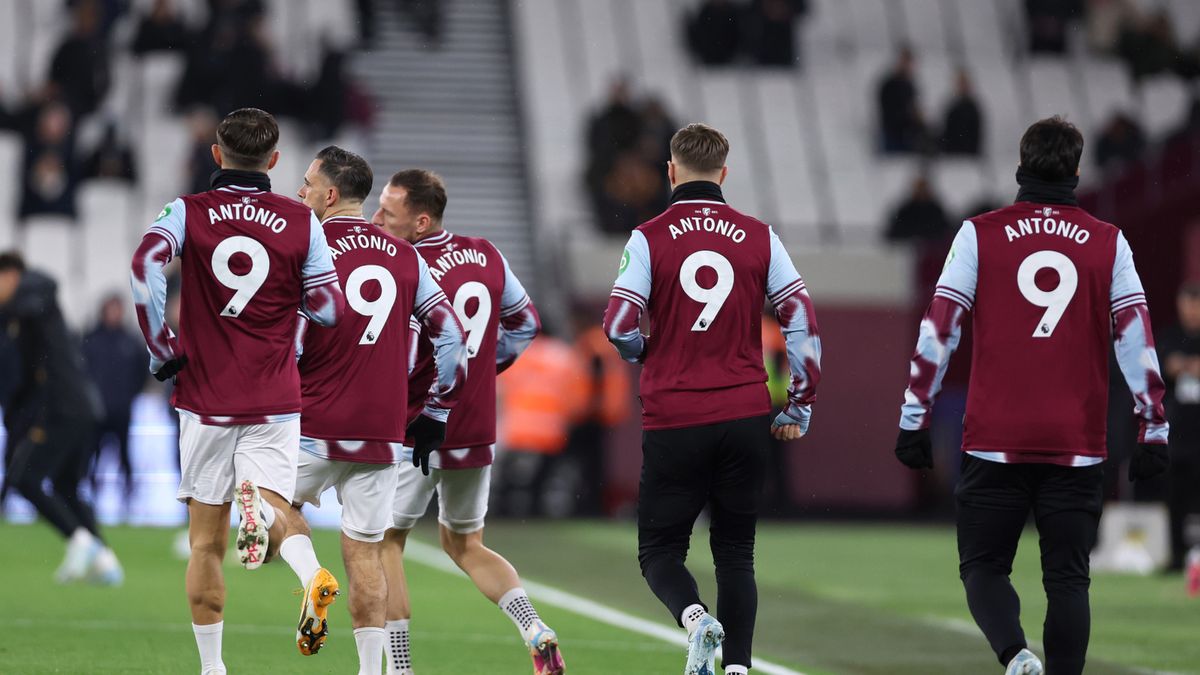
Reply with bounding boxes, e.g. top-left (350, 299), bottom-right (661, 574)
top-left (4, 521), bottom-right (1197, 674)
